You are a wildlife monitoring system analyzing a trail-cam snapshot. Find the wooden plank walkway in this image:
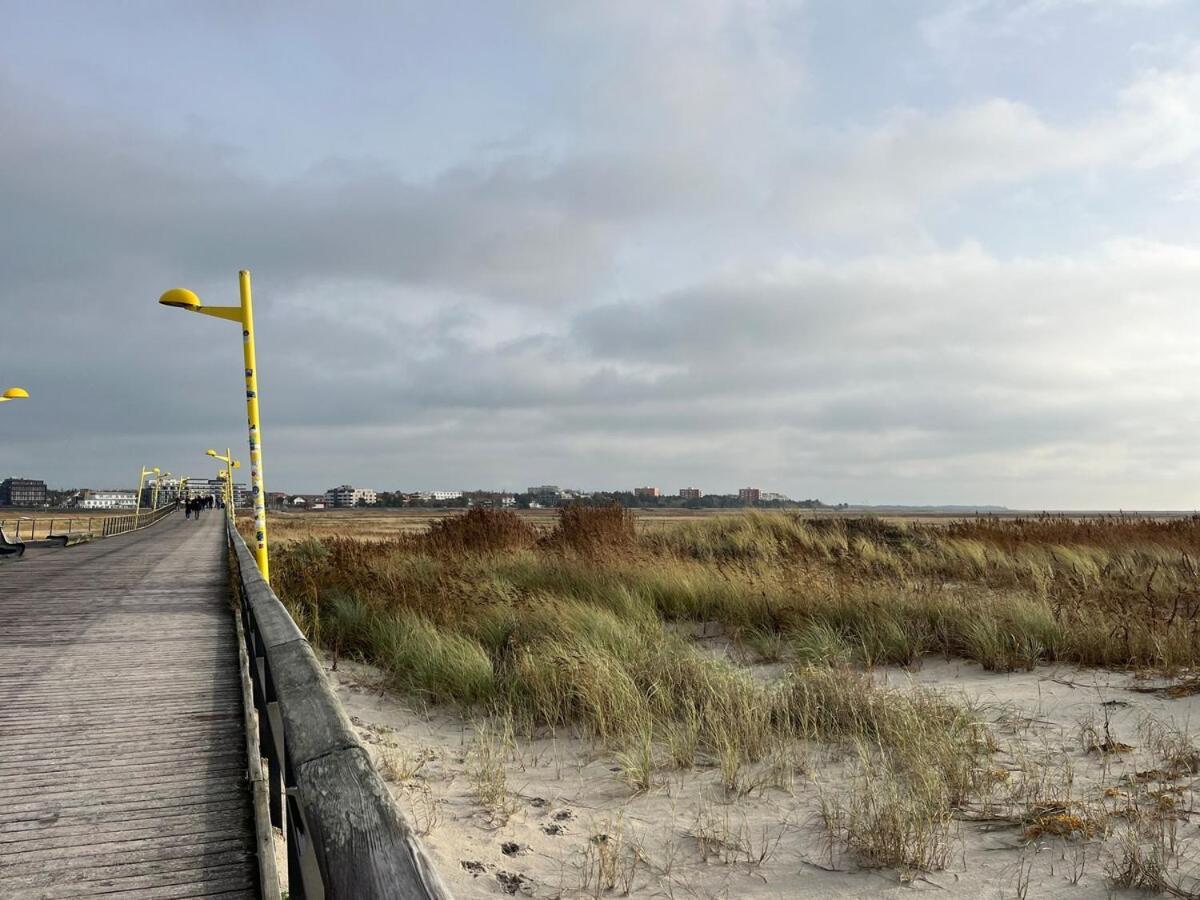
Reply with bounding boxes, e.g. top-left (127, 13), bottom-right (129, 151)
top-left (0, 512), bottom-right (258, 899)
